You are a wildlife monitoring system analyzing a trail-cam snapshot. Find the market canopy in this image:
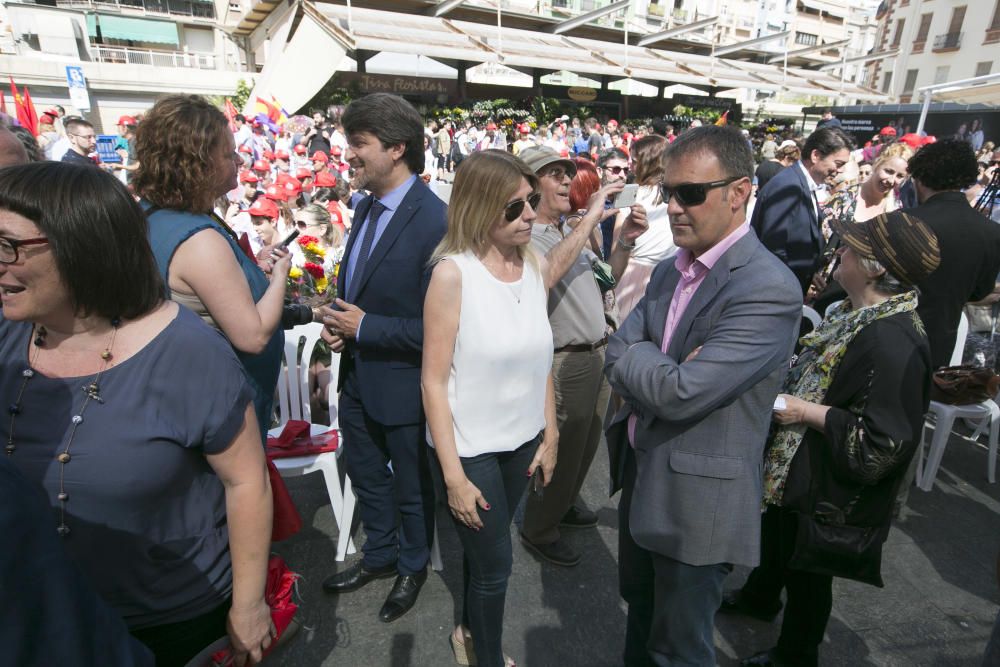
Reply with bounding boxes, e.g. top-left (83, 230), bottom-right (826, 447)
top-left (233, 1), bottom-right (883, 115)
top-left (86, 14), bottom-right (179, 46)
